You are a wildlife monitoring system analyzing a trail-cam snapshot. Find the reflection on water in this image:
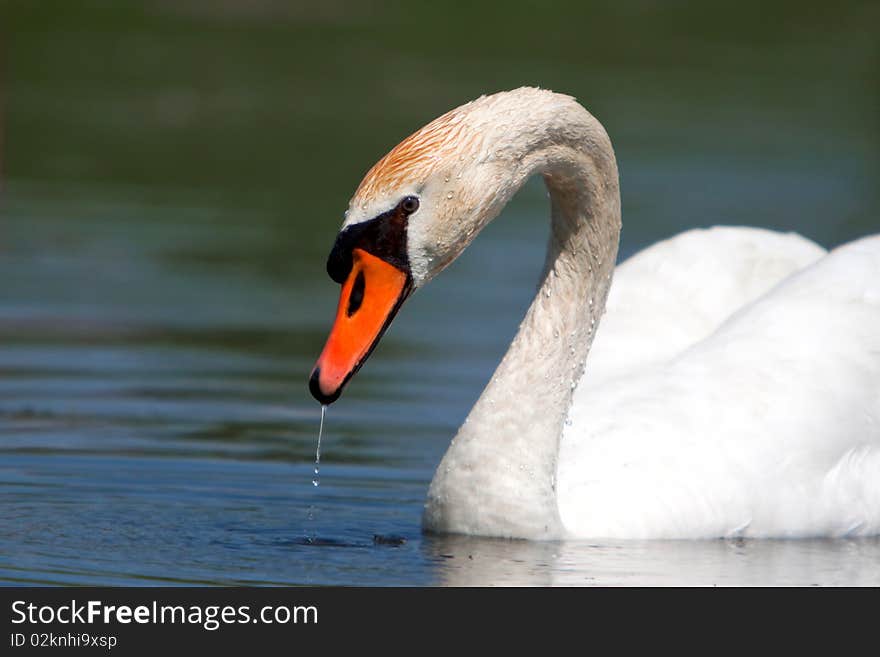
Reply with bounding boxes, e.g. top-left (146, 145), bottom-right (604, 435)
top-left (1, 1), bottom-right (878, 585)
top-left (424, 536), bottom-right (880, 586)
